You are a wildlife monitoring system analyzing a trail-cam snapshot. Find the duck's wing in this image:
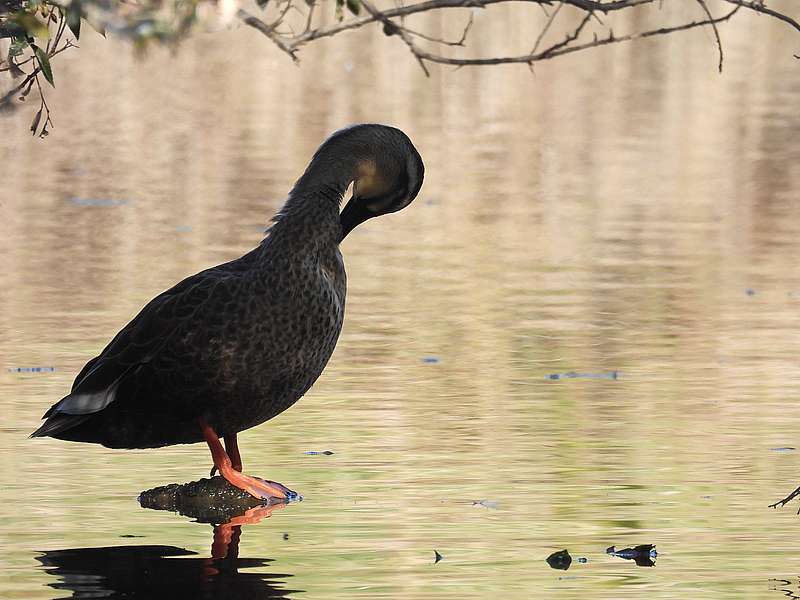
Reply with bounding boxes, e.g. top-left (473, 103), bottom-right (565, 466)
top-left (31, 265), bottom-right (240, 438)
